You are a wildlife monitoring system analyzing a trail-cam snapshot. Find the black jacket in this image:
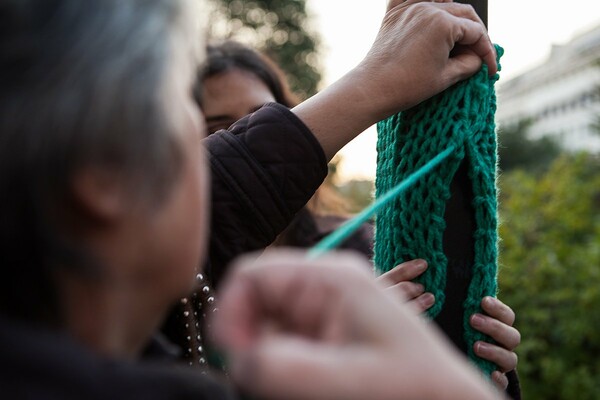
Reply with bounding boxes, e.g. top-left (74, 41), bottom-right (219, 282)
top-left (204, 103), bottom-right (328, 287)
top-left (0, 317), bottom-right (235, 399)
